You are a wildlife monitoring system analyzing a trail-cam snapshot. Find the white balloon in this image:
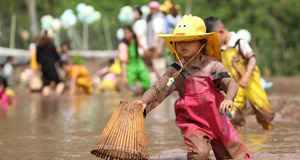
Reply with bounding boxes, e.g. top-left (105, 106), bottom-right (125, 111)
top-left (41, 15), bottom-right (54, 30)
top-left (51, 18), bottom-right (61, 31)
top-left (237, 29), bottom-right (251, 43)
top-left (68, 14), bottom-right (77, 26)
top-left (127, 13), bottom-right (134, 23)
top-left (77, 12), bottom-right (85, 22)
top-left (76, 3), bottom-right (86, 13)
top-left (116, 28), bottom-right (124, 40)
top-left (121, 6), bottom-right (133, 15)
top-left (41, 15), bottom-right (53, 24)
top-left (82, 5), bottom-right (95, 17)
top-left (60, 9), bottom-right (77, 28)
top-left (118, 12), bottom-right (127, 23)
top-left (141, 5), bottom-right (150, 17)
top-left (85, 15), bottom-right (94, 24)
top-left (93, 11), bottom-right (101, 21)
top-left (63, 9), bottom-right (74, 15)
